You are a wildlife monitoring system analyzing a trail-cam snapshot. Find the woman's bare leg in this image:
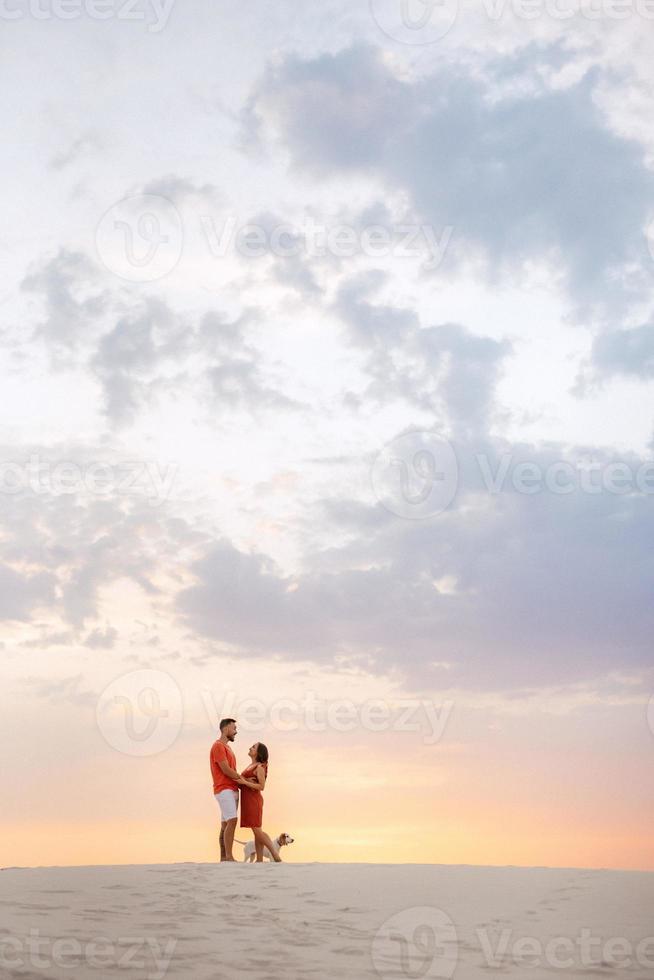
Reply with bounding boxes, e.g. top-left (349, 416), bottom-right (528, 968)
top-left (253, 831), bottom-right (264, 863)
top-left (254, 828), bottom-right (282, 862)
